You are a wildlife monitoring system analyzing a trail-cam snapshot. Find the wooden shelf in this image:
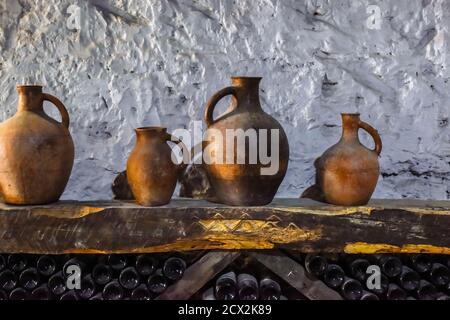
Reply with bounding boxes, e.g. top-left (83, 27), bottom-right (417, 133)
top-left (0, 198), bottom-right (449, 254)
